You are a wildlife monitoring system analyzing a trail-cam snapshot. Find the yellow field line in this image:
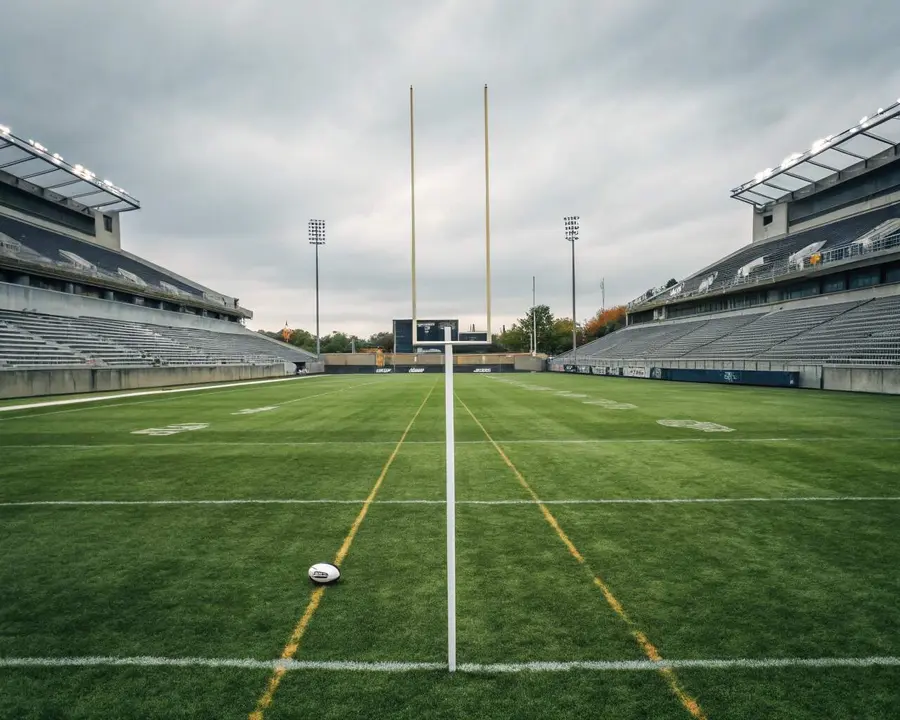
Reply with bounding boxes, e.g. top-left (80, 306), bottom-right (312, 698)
top-left (249, 382), bottom-right (437, 720)
top-left (456, 395), bottom-right (707, 720)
